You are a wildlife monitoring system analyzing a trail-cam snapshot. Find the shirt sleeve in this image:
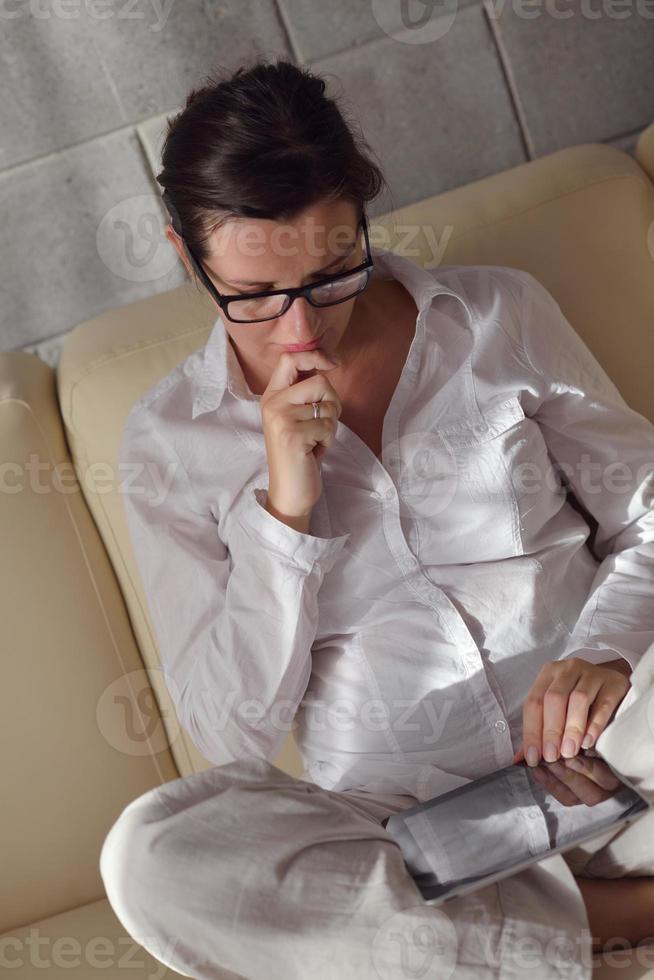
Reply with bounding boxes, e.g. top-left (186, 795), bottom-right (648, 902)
top-left (513, 269), bottom-right (654, 674)
top-left (595, 641), bottom-right (654, 802)
top-left (119, 405), bottom-right (351, 766)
